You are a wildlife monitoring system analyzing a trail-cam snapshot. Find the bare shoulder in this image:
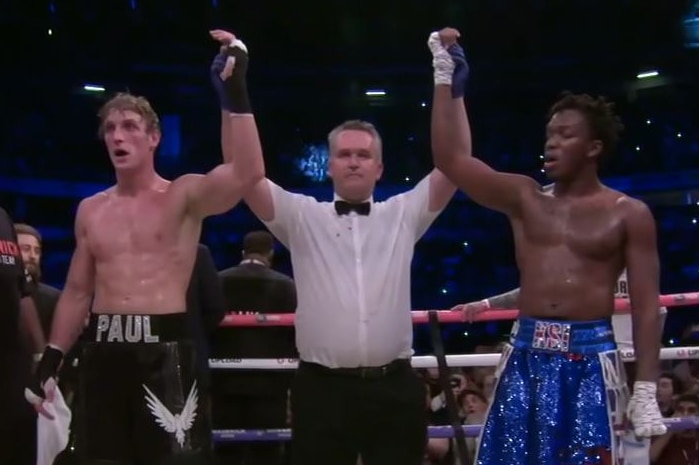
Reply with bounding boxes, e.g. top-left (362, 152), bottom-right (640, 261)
top-left (171, 173), bottom-right (204, 188)
top-left (168, 173), bottom-right (203, 202)
top-left (607, 188), bottom-right (651, 215)
top-left (77, 190), bottom-right (111, 218)
top-left (604, 188), bottom-right (655, 232)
